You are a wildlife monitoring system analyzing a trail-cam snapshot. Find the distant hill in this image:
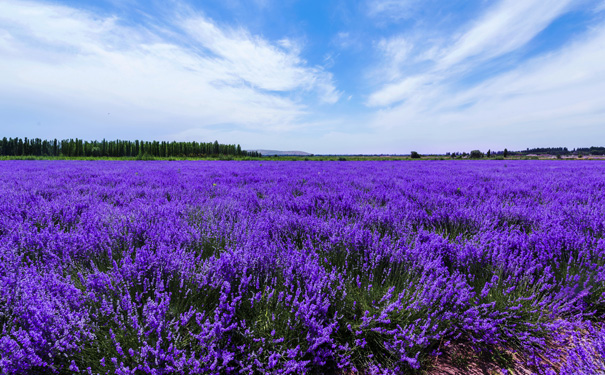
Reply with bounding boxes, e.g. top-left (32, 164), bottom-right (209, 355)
top-left (250, 149), bottom-right (312, 156)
